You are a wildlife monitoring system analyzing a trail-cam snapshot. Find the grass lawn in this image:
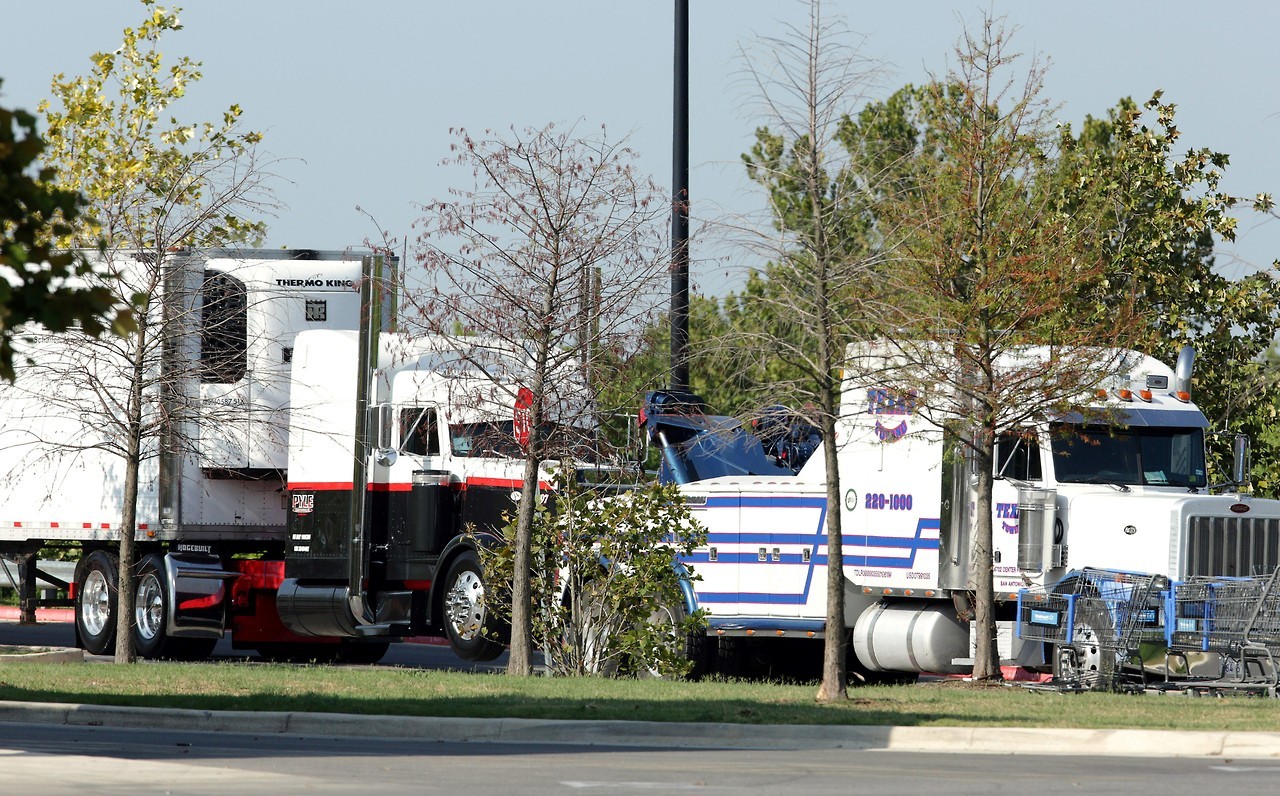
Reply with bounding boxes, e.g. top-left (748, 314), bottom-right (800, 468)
top-left (0, 660), bottom-right (1277, 732)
